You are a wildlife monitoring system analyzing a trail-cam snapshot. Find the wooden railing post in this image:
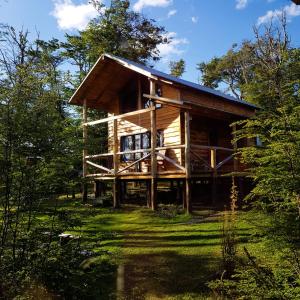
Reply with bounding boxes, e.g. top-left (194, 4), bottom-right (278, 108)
top-left (113, 116), bottom-right (120, 208)
top-left (82, 98), bottom-right (88, 202)
top-left (150, 80), bottom-right (157, 210)
top-left (184, 111), bottom-right (191, 213)
top-left (210, 148), bottom-right (217, 205)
